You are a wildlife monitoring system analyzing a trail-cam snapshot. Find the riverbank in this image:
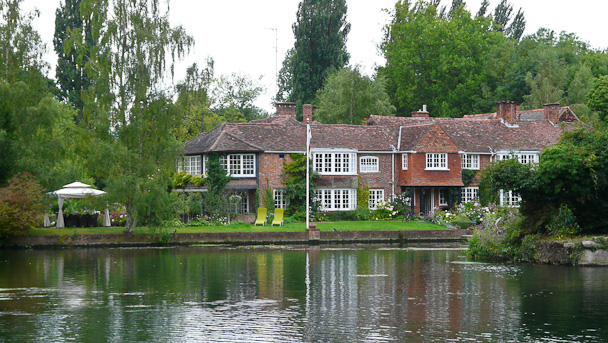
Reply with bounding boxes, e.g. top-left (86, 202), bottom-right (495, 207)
top-left (4, 228), bottom-right (473, 248)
